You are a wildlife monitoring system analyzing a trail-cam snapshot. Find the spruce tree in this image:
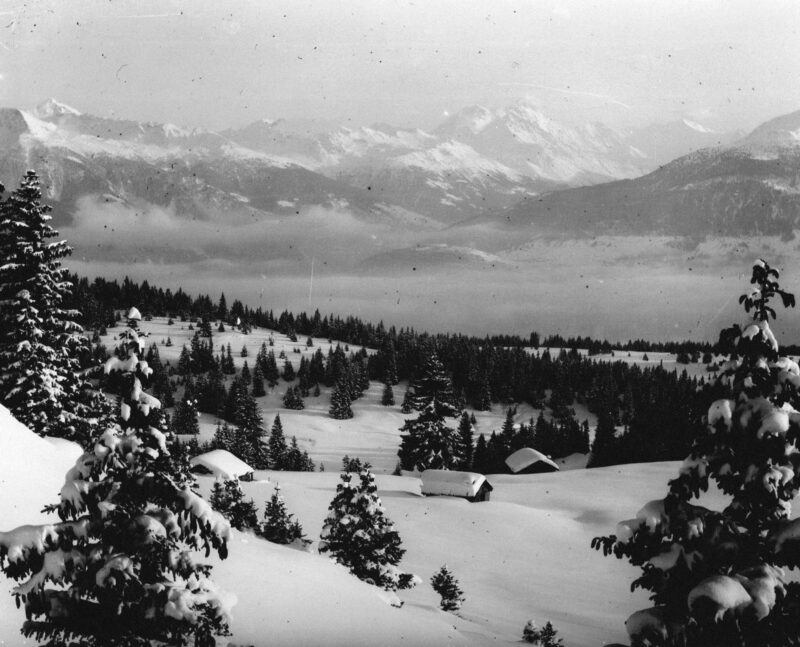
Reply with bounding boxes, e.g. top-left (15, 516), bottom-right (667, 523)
top-left (0, 310), bottom-right (232, 646)
top-left (587, 411), bottom-right (618, 468)
top-left (400, 387), bottom-right (414, 413)
top-left (263, 350), bottom-right (280, 387)
top-left (397, 351), bottom-right (462, 471)
top-left (458, 411), bottom-right (474, 470)
top-left (319, 469), bottom-right (415, 591)
top-left (0, 171), bottom-right (112, 444)
top-left (260, 485), bottom-right (309, 546)
top-left (209, 479), bottom-right (259, 532)
top-left (593, 260), bottom-right (800, 647)
top-left (430, 565), bottom-right (465, 612)
top-left (172, 394), bottom-right (200, 435)
top-left (282, 358), bottom-right (295, 382)
top-left (251, 363), bottom-right (266, 397)
top-left (268, 414), bottom-right (288, 470)
top-left (329, 379), bottom-right (354, 419)
top-left (282, 385), bottom-right (305, 410)
top-left (381, 379), bottom-right (395, 406)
